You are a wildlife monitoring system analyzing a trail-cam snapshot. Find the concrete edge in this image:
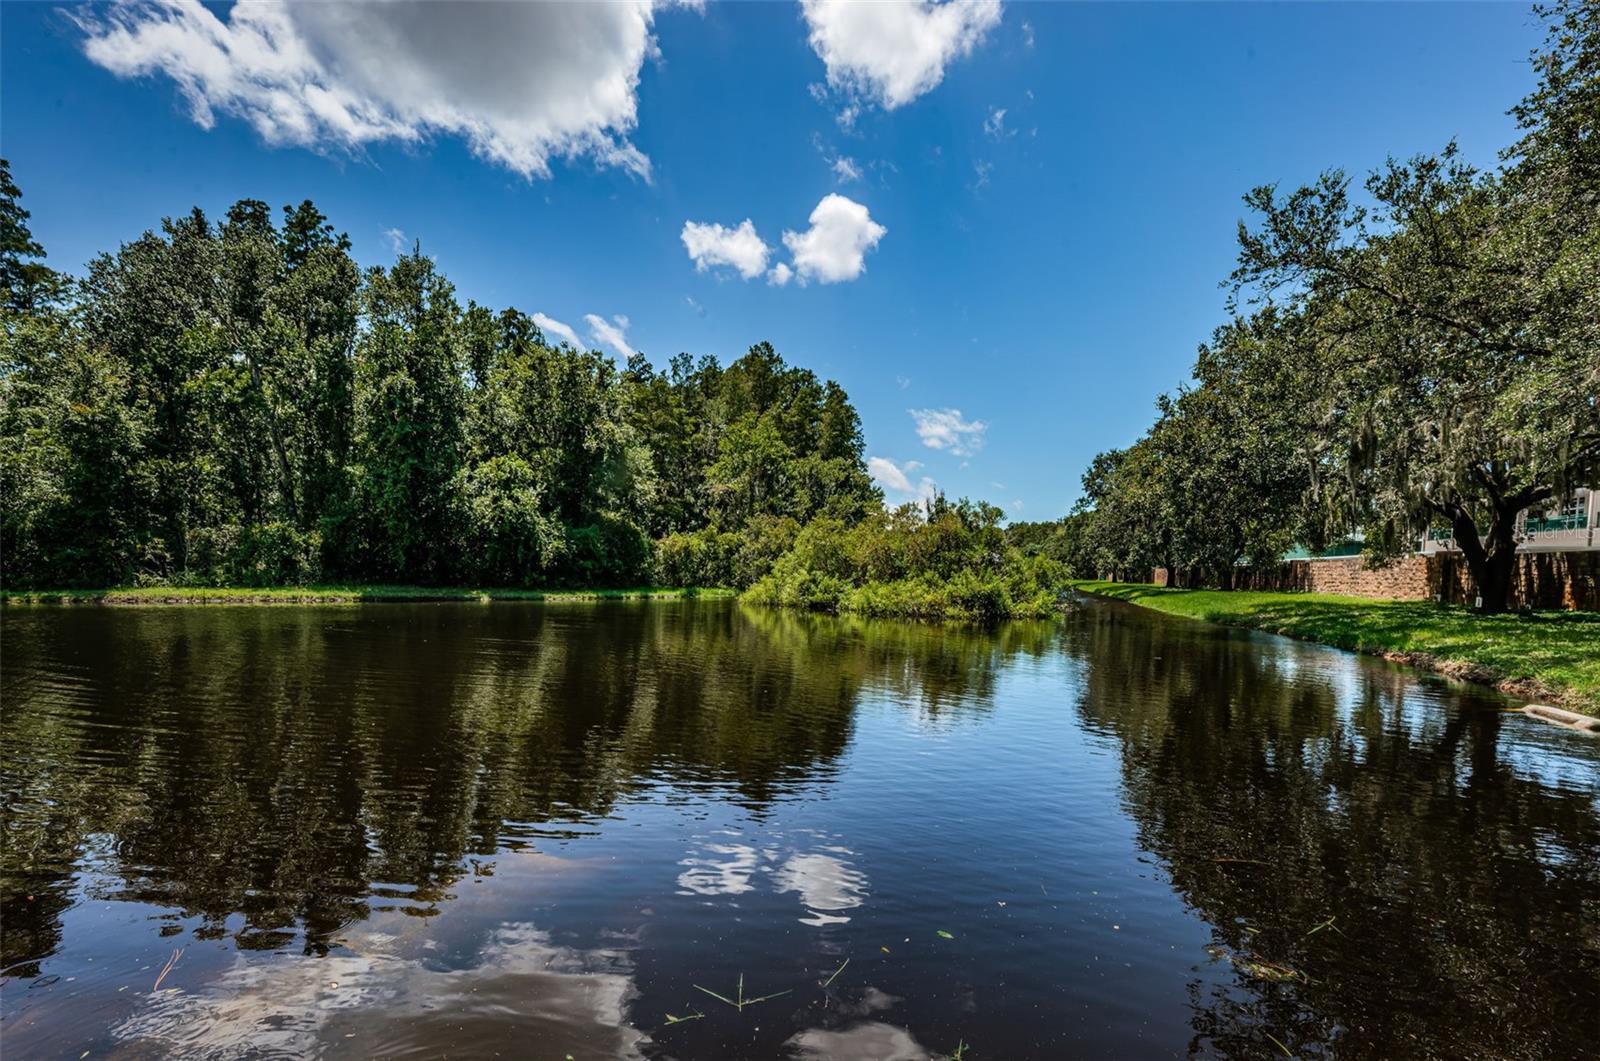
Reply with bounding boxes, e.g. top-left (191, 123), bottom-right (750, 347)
top-left (1521, 704), bottom-right (1600, 733)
